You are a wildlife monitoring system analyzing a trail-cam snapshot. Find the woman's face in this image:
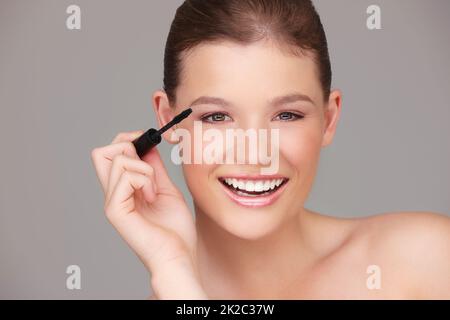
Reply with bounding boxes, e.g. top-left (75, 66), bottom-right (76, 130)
top-left (155, 40), bottom-right (341, 240)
